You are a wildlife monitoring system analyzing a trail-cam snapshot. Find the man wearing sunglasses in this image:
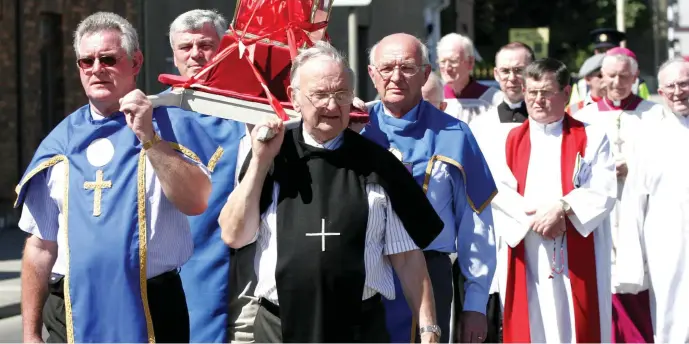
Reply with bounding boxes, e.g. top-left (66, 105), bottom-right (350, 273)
top-left (566, 54), bottom-right (606, 115)
top-left (220, 41), bottom-right (442, 343)
top-left (572, 48), bottom-right (665, 344)
top-left (361, 33), bottom-right (497, 344)
top-left (15, 12), bottom-right (228, 343)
